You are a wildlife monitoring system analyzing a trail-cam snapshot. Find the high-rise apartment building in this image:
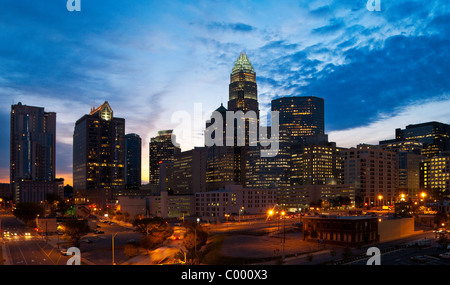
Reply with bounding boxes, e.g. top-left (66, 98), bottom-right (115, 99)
top-left (149, 130), bottom-right (181, 186)
top-left (394, 122), bottom-right (450, 158)
top-left (10, 103), bottom-right (60, 203)
top-left (73, 101), bottom-right (125, 208)
top-left (10, 102), bottom-right (56, 184)
top-left (271, 96), bottom-right (324, 144)
top-left (125, 133), bottom-right (142, 188)
top-left (379, 140), bottom-right (424, 200)
top-left (343, 144), bottom-right (398, 207)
